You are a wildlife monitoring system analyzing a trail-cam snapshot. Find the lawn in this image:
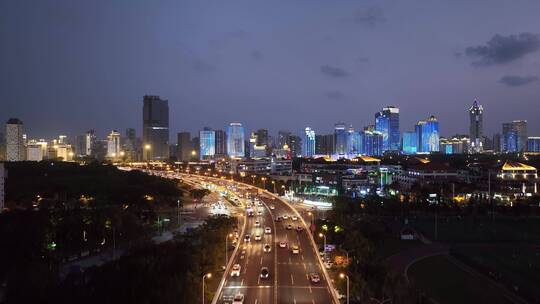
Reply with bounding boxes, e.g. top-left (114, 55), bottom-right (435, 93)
top-left (377, 237), bottom-right (423, 258)
top-left (408, 255), bottom-right (513, 304)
